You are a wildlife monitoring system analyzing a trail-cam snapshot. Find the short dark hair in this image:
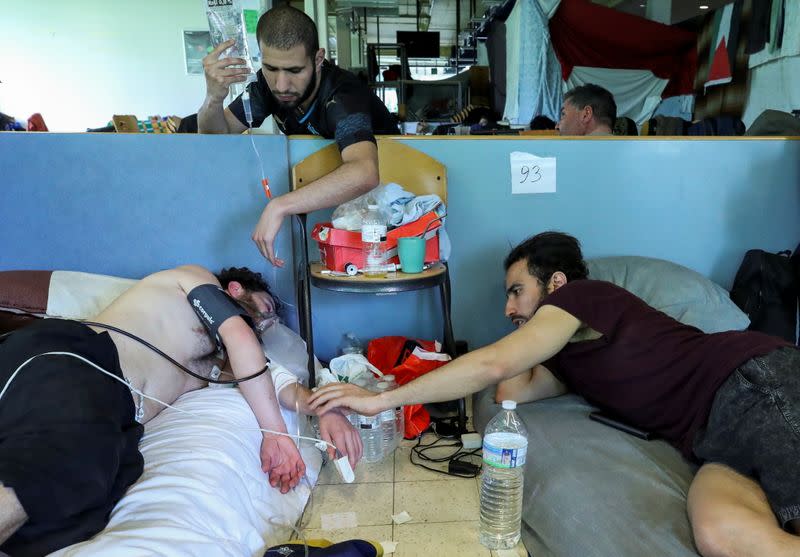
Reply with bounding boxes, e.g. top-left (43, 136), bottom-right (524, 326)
top-left (530, 115), bottom-right (556, 130)
top-left (216, 266), bottom-right (267, 293)
top-left (504, 231), bottom-right (589, 284)
top-left (564, 84), bottom-right (617, 128)
top-left (256, 5), bottom-right (319, 57)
